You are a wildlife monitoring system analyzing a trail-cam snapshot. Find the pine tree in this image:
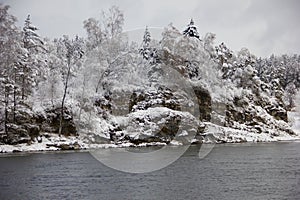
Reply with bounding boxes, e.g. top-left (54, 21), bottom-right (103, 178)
top-left (139, 26), bottom-right (151, 60)
top-left (21, 14), bottom-right (46, 100)
top-left (215, 42), bottom-right (235, 79)
top-left (139, 27), bottom-right (160, 64)
top-left (183, 19), bottom-right (200, 39)
top-left (23, 15), bottom-right (44, 51)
